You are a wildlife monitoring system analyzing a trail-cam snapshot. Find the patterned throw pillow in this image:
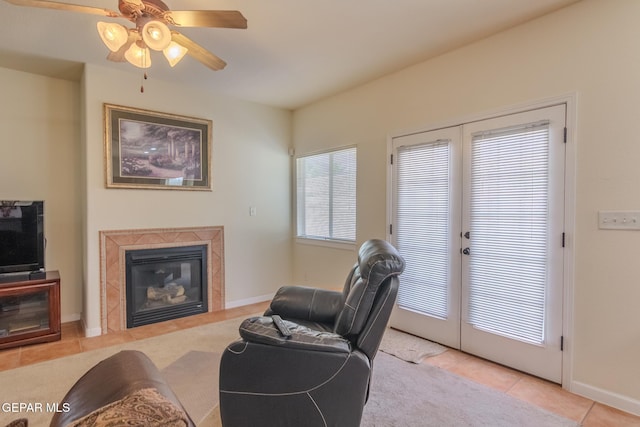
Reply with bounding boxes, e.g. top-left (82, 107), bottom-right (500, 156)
top-left (4, 419), bottom-right (28, 427)
top-left (65, 388), bottom-right (189, 427)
